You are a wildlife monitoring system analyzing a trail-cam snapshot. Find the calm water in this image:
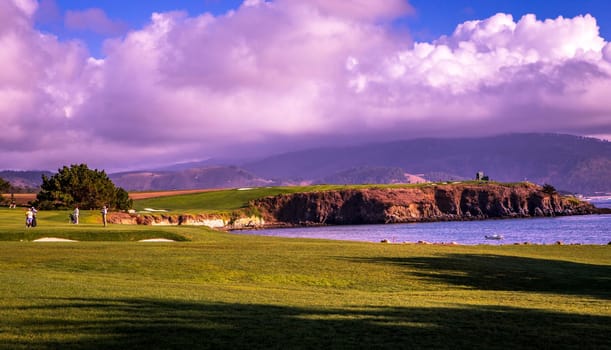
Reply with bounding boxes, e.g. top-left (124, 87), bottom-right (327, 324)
top-left (240, 215), bottom-right (611, 244)
top-left (238, 198), bottom-right (611, 245)
top-left (237, 214), bottom-right (611, 245)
